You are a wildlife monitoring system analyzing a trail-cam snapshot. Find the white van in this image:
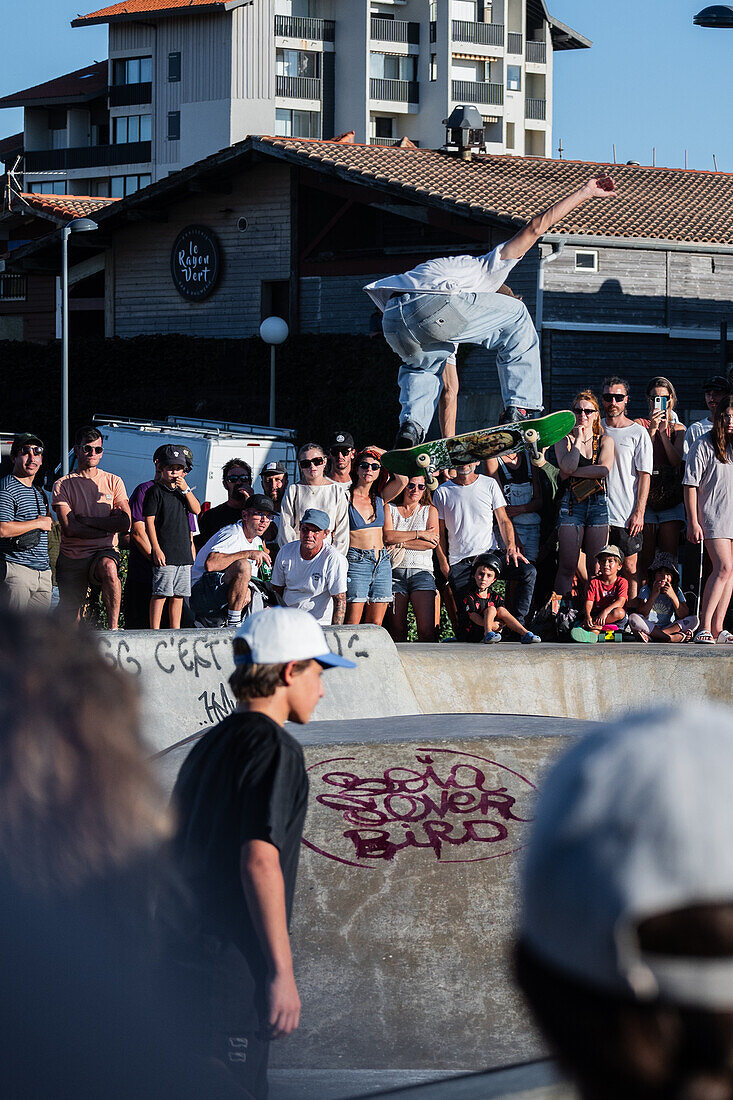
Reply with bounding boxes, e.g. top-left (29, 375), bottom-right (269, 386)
top-left (86, 415), bottom-right (298, 506)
